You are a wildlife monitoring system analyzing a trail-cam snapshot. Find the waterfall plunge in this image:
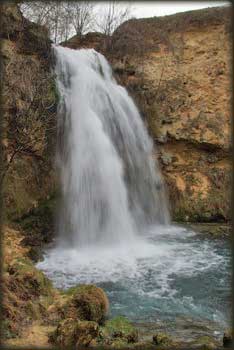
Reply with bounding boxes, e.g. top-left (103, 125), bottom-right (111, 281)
top-left (55, 46), bottom-right (169, 248)
top-left (37, 48), bottom-right (230, 331)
